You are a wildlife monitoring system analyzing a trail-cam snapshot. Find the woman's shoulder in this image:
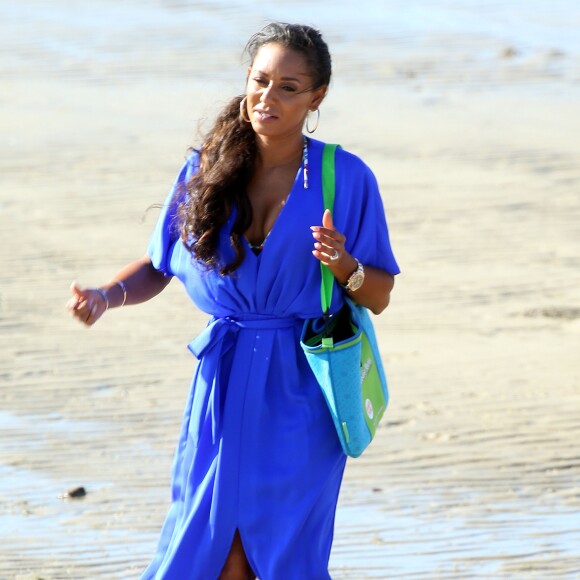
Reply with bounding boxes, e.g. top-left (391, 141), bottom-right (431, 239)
top-left (309, 137), bottom-right (373, 177)
top-left (172, 149), bottom-right (201, 188)
top-left (184, 148), bottom-right (201, 171)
